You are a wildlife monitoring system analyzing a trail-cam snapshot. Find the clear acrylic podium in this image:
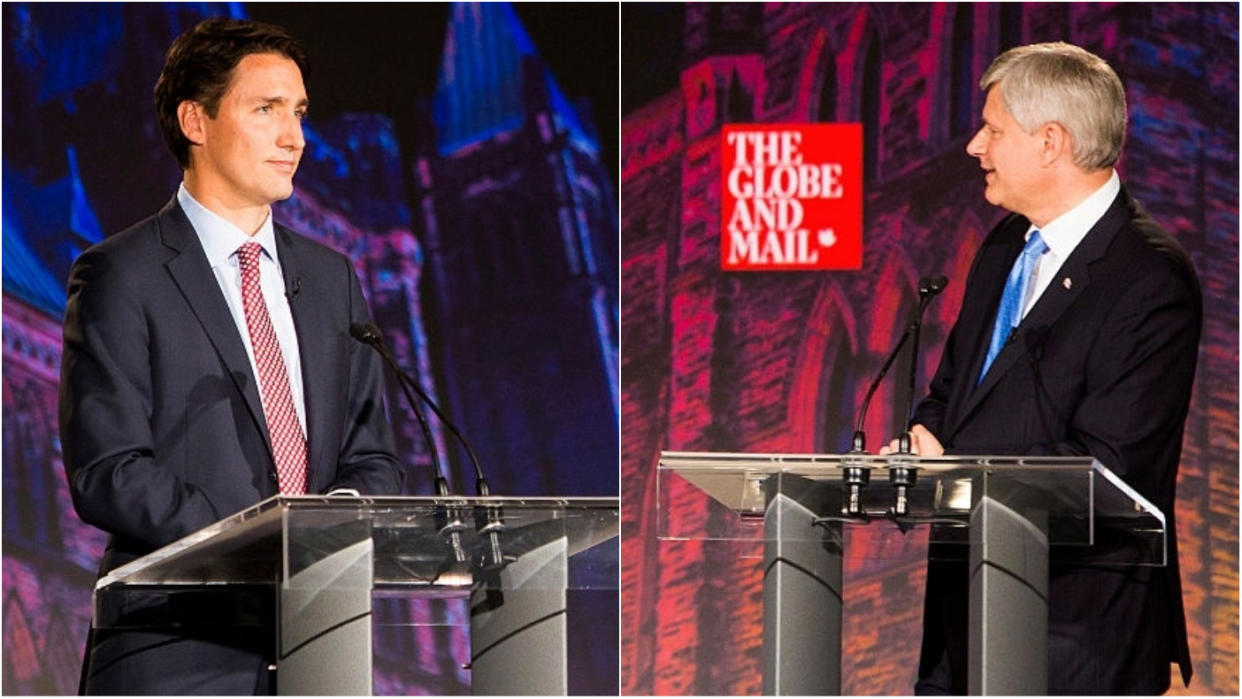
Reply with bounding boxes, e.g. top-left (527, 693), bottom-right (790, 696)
top-left (658, 452), bottom-right (1167, 695)
top-left (93, 495), bottom-right (619, 695)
